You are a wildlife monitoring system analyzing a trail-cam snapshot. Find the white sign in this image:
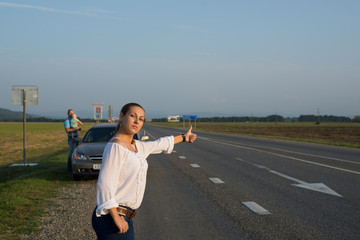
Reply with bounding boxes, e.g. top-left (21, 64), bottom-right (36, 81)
top-left (92, 103), bottom-right (104, 120)
top-left (168, 115), bottom-right (180, 122)
top-left (11, 85), bottom-right (38, 106)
